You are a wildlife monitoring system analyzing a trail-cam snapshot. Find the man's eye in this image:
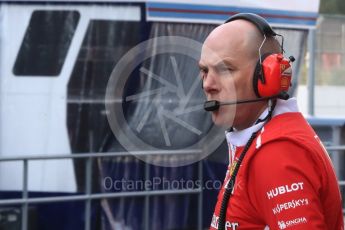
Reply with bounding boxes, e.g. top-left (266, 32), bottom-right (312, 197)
top-left (200, 67), bottom-right (207, 73)
top-left (199, 69), bottom-right (207, 78)
top-left (218, 67), bottom-right (233, 74)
